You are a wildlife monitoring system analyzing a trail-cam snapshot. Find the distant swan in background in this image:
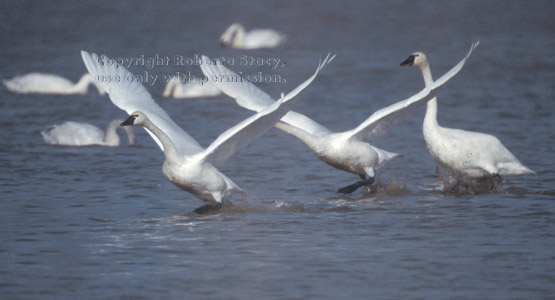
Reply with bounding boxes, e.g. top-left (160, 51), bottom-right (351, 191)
top-left (81, 50), bottom-right (333, 213)
top-left (3, 73), bottom-right (105, 95)
top-left (41, 119), bottom-right (136, 147)
top-left (400, 42), bottom-right (535, 183)
top-left (200, 43), bottom-right (477, 194)
top-left (162, 76), bottom-right (222, 99)
top-left (220, 23), bottom-right (286, 49)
